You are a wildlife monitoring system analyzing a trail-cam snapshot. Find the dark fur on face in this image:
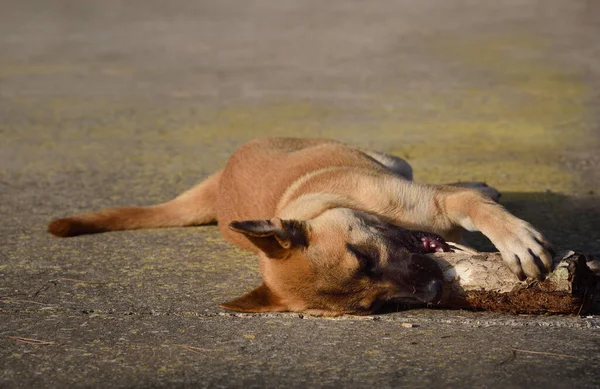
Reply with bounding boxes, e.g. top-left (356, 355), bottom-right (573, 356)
top-left (228, 209), bottom-right (448, 316)
top-left (341, 211), bottom-right (447, 308)
top-left (351, 210), bottom-right (451, 254)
